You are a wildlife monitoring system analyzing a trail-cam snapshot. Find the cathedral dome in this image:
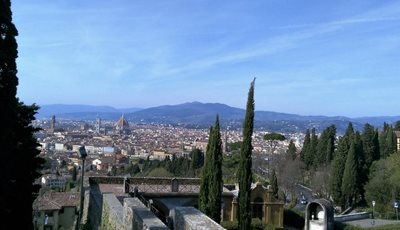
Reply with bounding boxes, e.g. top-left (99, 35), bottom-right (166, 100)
top-left (115, 115), bottom-right (129, 130)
